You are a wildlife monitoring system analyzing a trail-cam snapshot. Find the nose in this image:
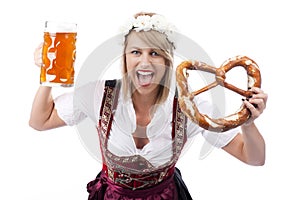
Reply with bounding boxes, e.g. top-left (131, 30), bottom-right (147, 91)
top-left (140, 53), bottom-right (151, 66)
